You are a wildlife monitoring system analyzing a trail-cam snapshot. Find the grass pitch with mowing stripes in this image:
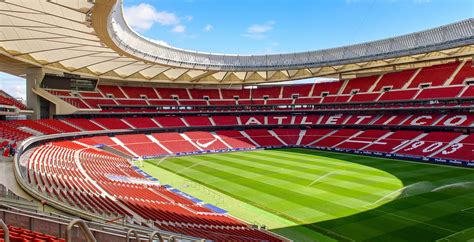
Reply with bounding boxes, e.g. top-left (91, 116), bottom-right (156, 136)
top-left (143, 148), bottom-right (474, 241)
